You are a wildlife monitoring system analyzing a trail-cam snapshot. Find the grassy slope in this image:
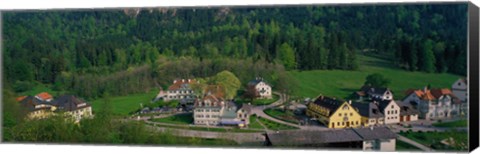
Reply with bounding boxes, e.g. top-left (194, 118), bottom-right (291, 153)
top-left (399, 131), bottom-right (468, 151)
top-left (91, 90), bottom-right (158, 116)
top-left (289, 54), bottom-right (461, 99)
